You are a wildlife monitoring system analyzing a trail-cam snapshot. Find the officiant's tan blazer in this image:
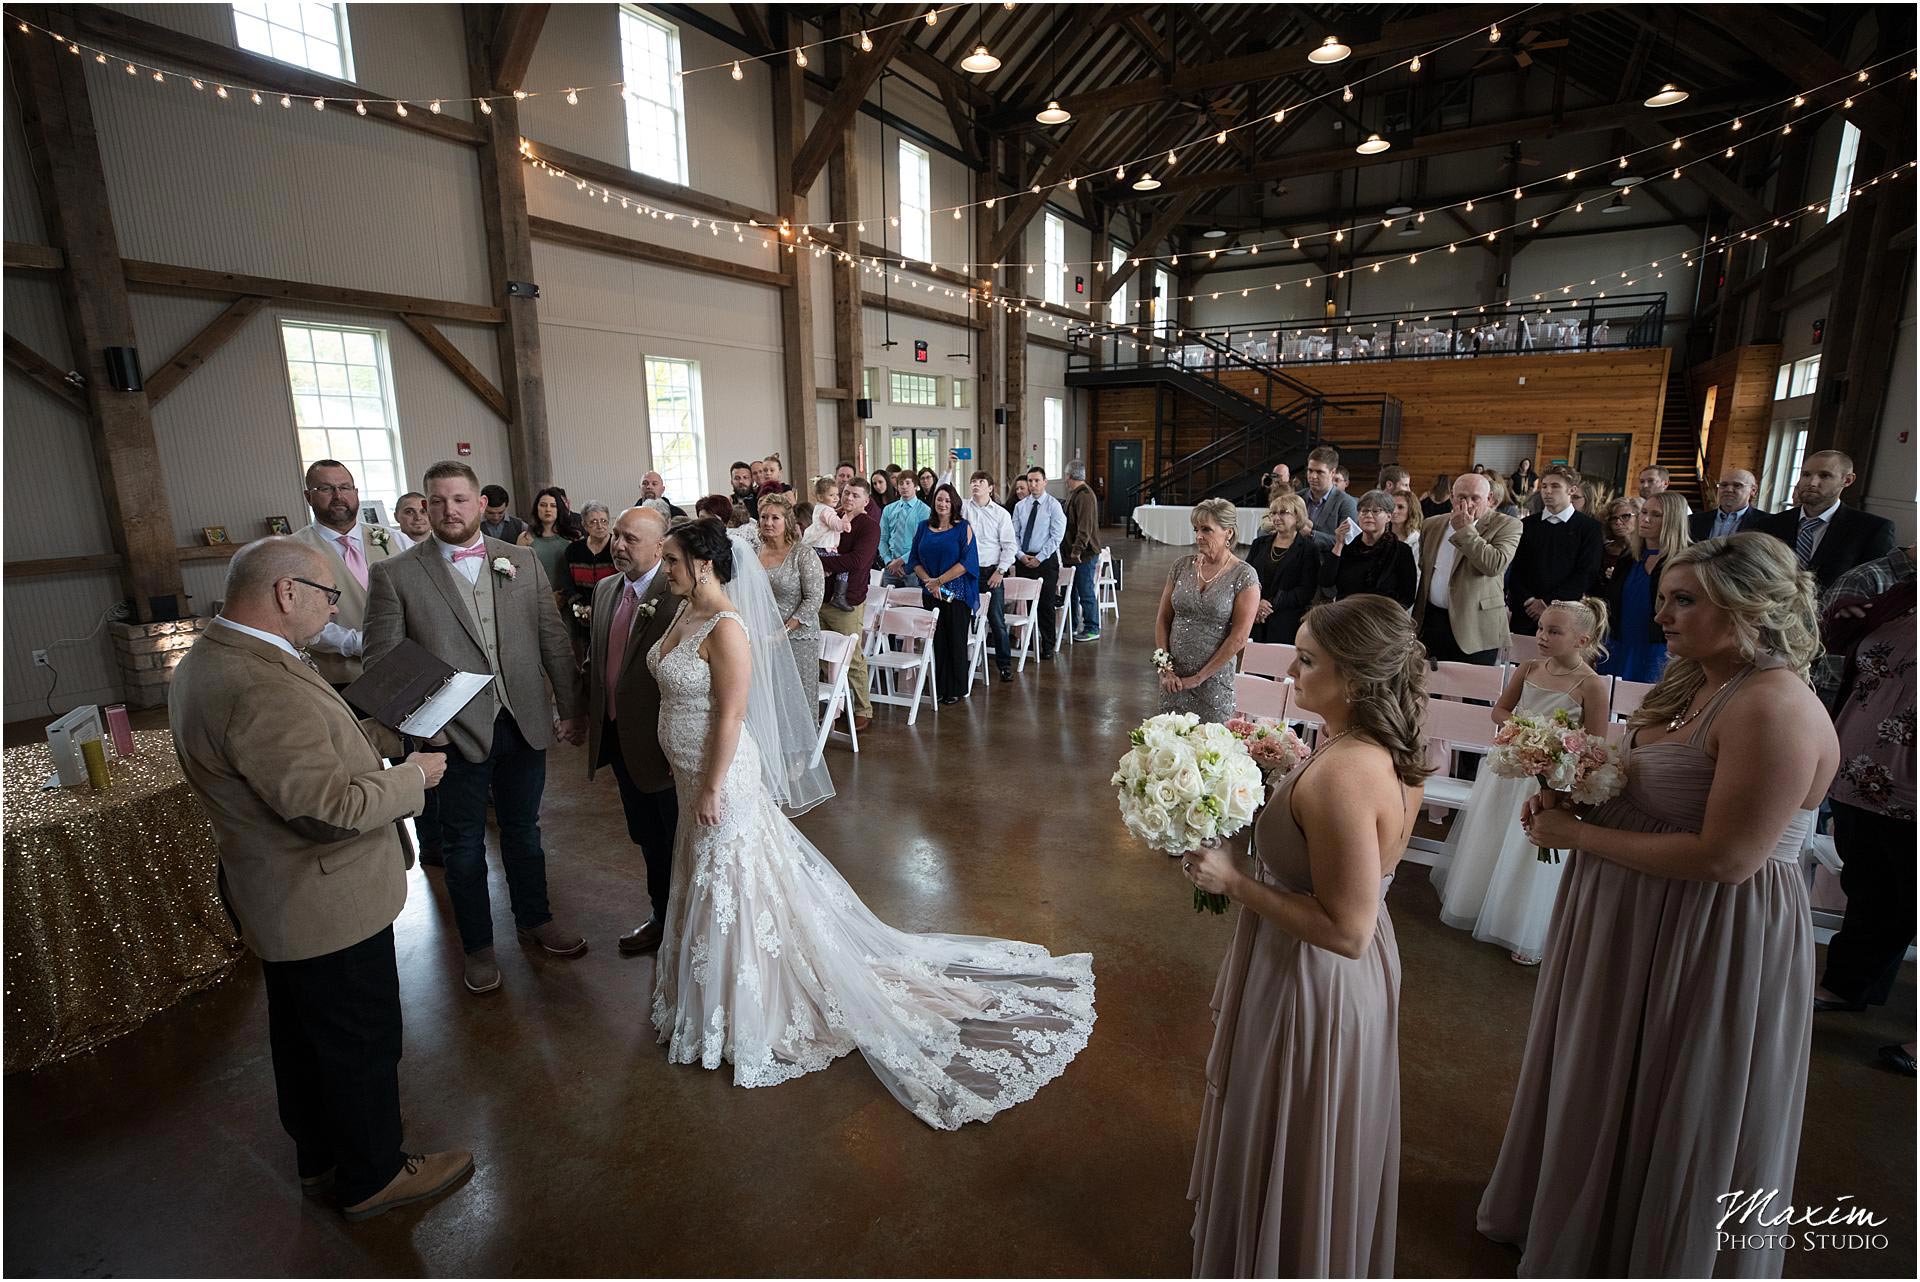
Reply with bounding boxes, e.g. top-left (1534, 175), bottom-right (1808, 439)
top-left (1412, 509), bottom-right (1524, 656)
top-left (292, 520), bottom-right (400, 685)
top-left (169, 620), bottom-right (425, 962)
top-left (585, 563), bottom-right (678, 792)
top-left (362, 536), bottom-right (583, 763)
